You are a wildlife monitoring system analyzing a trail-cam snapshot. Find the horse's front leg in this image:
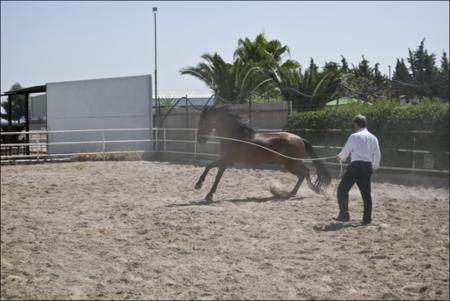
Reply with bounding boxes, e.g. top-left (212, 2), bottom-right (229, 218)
top-left (195, 159), bottom-right (222, 189)
top-left (204, 165), bottom-right (227, 202)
